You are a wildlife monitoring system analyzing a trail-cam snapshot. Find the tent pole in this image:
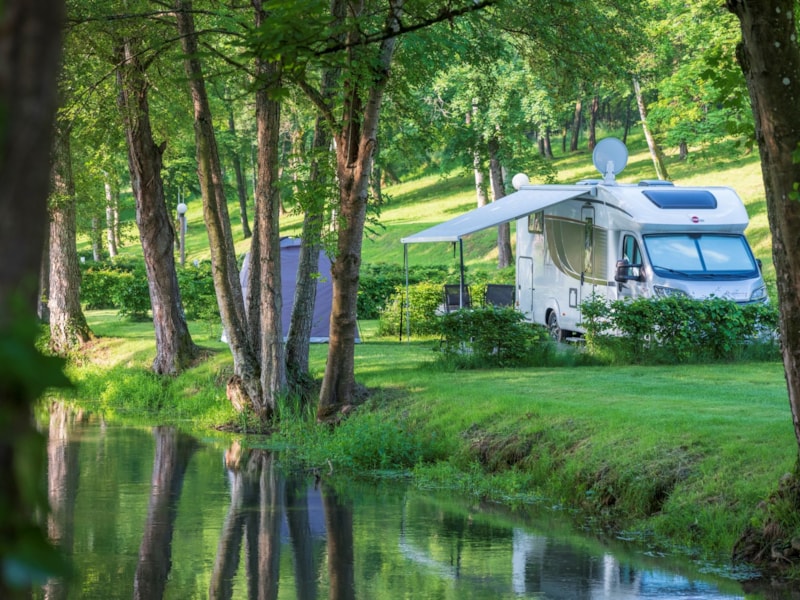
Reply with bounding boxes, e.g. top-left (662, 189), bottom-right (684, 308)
top-left (403, 243), bottom-right (410, 342)
top-left (459, 238), bottom-right (465, 308)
